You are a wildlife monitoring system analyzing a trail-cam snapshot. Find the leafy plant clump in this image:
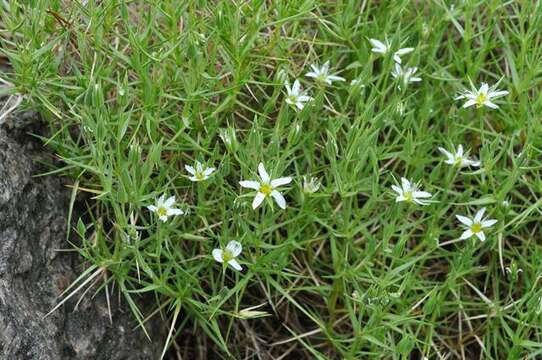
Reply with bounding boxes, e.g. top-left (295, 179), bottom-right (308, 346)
top-left (2, 1), bottom-right (542, 358)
